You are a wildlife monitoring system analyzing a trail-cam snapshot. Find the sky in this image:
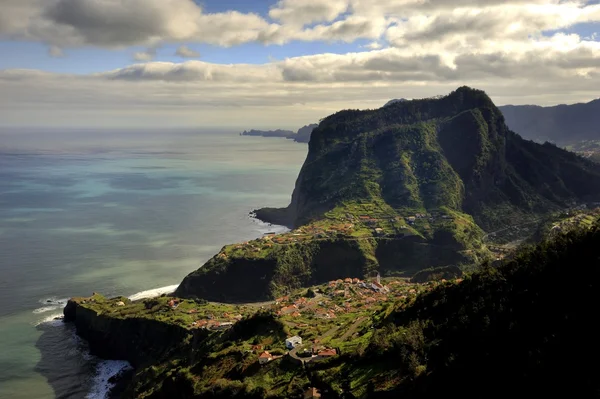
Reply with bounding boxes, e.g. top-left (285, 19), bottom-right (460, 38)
top-left (1, 0), bottom-right (600, 129)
